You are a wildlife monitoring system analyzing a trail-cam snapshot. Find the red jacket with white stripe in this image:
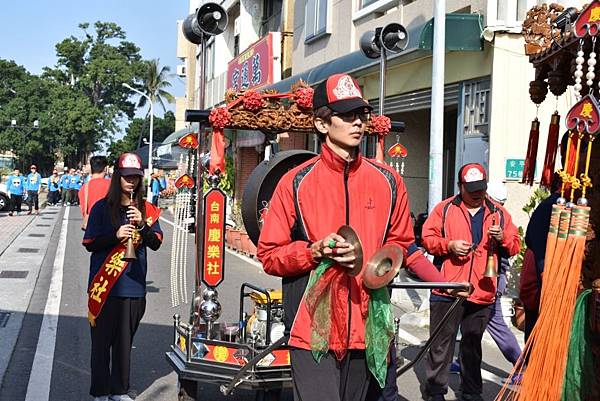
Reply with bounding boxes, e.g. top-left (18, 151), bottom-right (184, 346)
top-left (421, 195), bottom-right (520, 305)
top-left (257, 144), bottom-right (418, 352)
